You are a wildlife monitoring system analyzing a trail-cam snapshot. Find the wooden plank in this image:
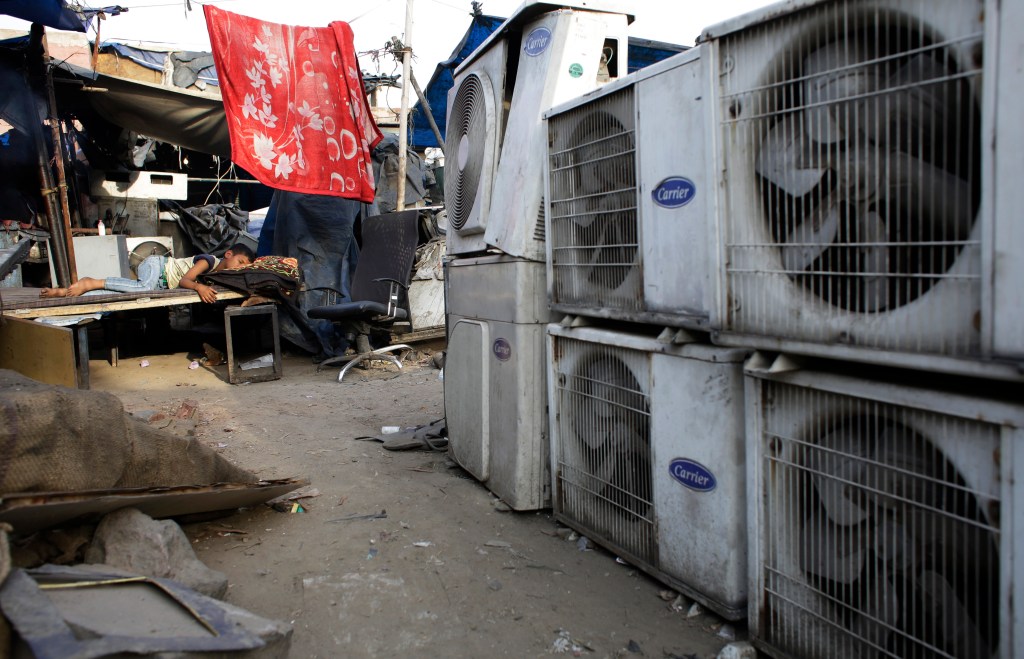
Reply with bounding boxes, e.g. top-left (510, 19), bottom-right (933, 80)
top-left (395, 326), bottom-right (446, 344)
top-left (0, 317), bottom-right (78, 388)
top-left (2, 290), bottom-right (244, 319)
